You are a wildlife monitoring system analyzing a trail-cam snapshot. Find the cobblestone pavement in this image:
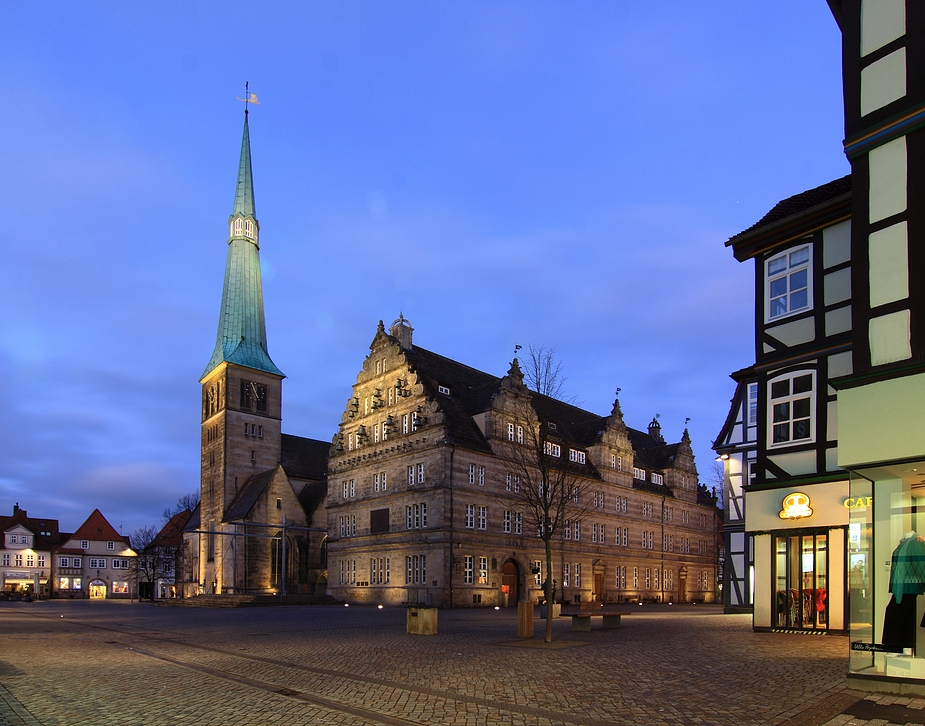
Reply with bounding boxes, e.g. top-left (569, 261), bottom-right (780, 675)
top-left (0, 601), bottom-right (917, 726)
